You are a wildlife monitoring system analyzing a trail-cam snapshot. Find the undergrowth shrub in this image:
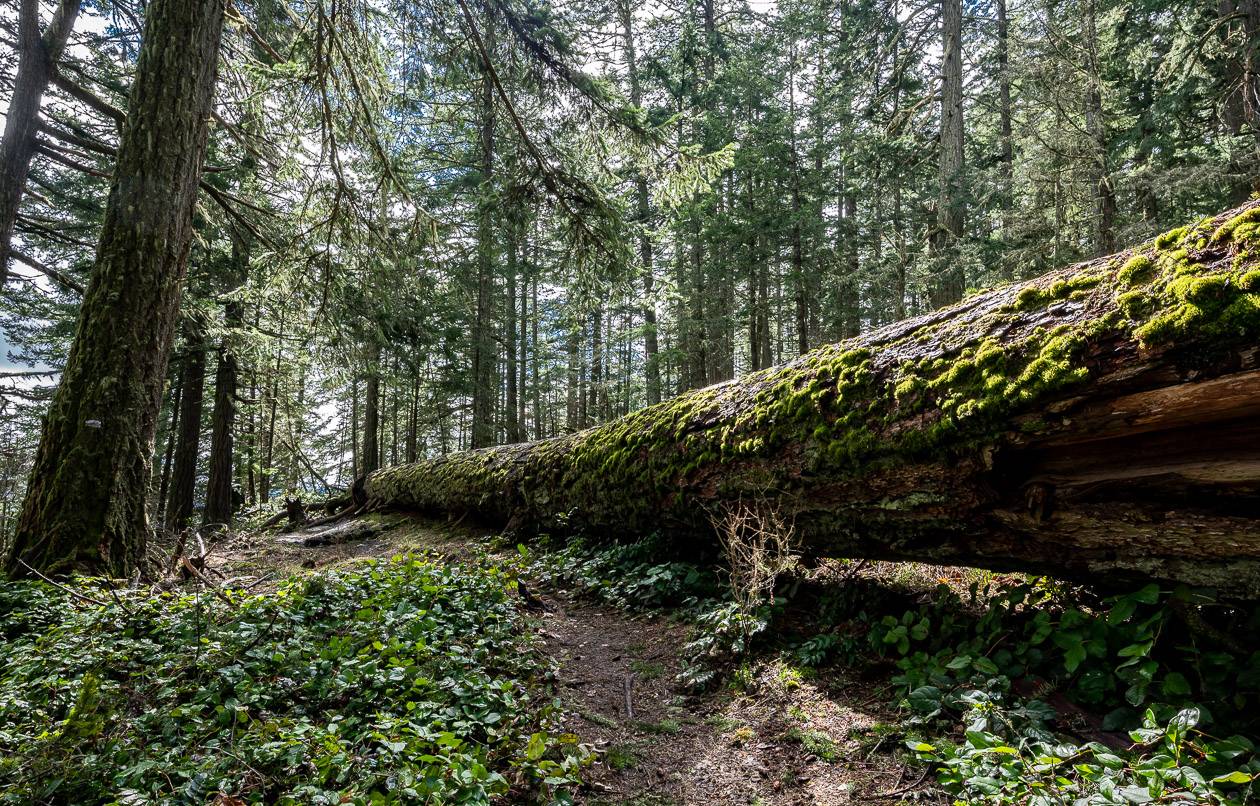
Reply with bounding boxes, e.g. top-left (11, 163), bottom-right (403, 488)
top-left (797, 577), bottom-right (1260, 804)
top-left (0, 556), bottom-right (586, 805)
top-left (523, 534), bottom-right (720, 611)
